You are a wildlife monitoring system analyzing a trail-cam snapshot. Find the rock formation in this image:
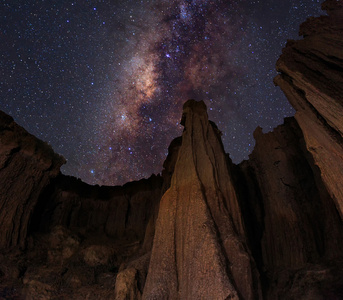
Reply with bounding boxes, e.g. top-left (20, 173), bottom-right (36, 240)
top-left (31, 174), bottom-right (162, 243)
top-left (235, 118), bottom-right (343, 298)
top-left (0, 112), bottom-right (164, 298)
top-left (0, 1), bottom-right (343, 299)
top-left (0, 111), bottom-right (65, 249)
top-left (143, 100), bottom-right (261, 299)
top-left (274, 0), bottom-right (343, 218)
